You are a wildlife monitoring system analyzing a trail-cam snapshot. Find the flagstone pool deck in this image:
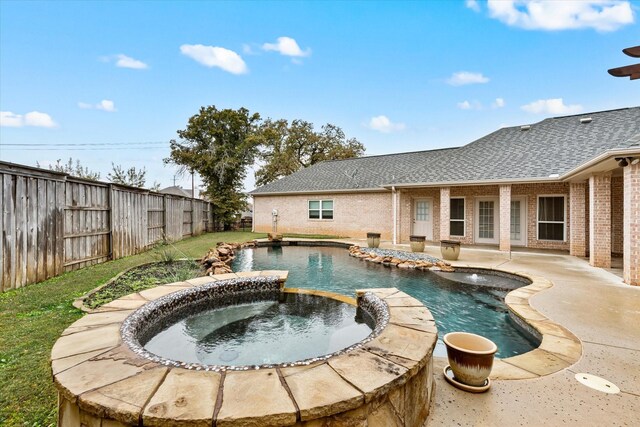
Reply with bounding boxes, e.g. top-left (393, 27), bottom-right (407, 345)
top-left (337, 239), bottom-right (640, 426)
